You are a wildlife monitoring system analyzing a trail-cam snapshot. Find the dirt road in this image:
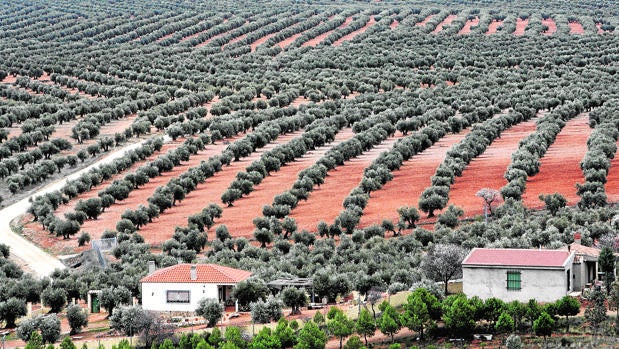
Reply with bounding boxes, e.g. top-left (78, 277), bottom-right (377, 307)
top-left (0, 136), bottom-right (170, 278)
